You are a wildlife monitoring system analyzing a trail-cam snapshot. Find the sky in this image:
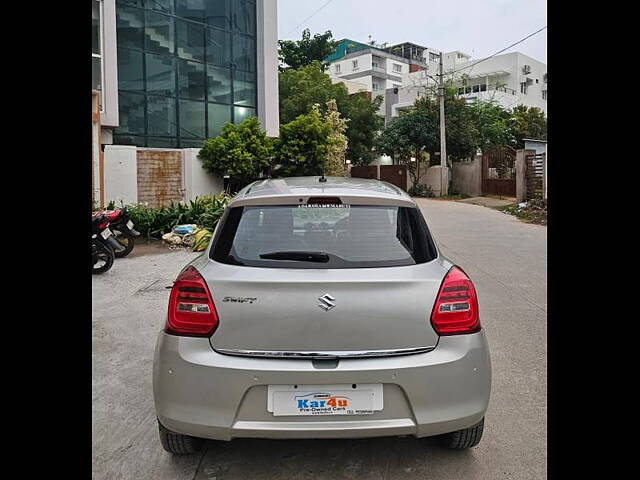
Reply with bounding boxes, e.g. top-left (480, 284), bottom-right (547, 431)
top-left (277, 0), bottom-right (547, 64)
